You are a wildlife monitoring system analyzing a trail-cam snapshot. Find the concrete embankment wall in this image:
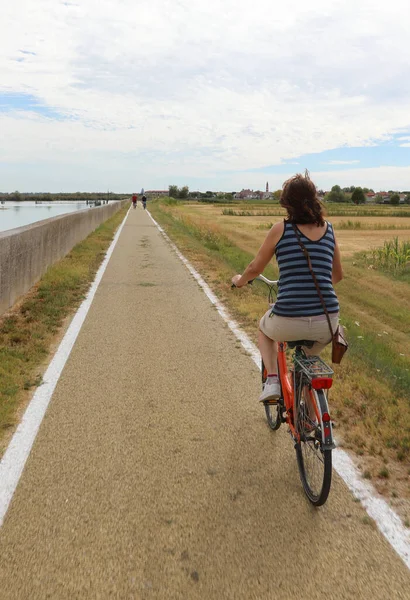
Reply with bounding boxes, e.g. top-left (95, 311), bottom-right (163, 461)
top-left (0, 201), bottom-right (128, 315)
